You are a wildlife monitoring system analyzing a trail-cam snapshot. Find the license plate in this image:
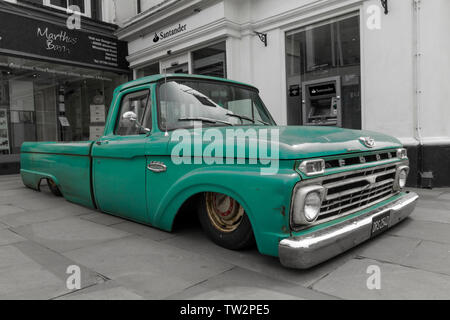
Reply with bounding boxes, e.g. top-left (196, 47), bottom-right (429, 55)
top-left (371, 211), bottom-right (391, 237)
